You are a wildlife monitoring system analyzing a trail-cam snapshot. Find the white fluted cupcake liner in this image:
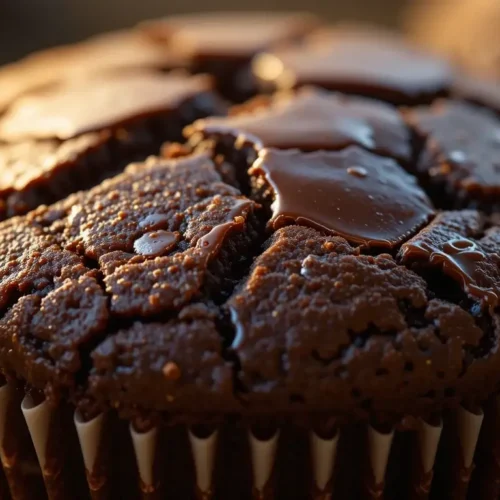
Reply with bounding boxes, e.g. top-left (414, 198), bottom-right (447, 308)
top-left (0, 383), bottom-right (494, 500)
